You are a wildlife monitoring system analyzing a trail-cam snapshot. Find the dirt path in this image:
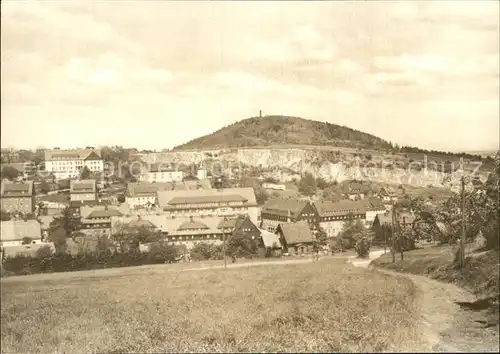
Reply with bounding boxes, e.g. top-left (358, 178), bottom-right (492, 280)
top-left (348, 250), bottom-right (499, 353)
top-left (377, 269), bottom-right (499, 353)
